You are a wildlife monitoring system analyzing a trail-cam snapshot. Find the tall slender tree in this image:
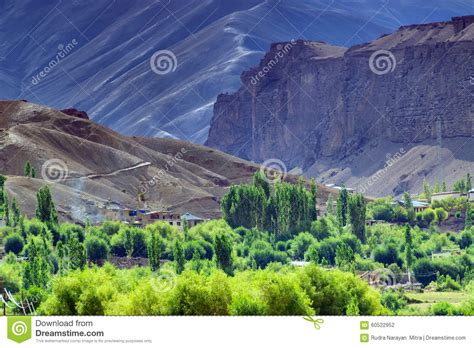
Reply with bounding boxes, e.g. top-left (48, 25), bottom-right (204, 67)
top-left (36, 185), bottom-right (58, 225)
top-left (214, 232), bottom-right (234, 275)
top-left (336, 185), bottom-right (349, 229)
top-left (403, 192), bottom-right (415, 225)
top-left (147, 231), bottom-right (162, 272)
top-left (465, 202), bottom-right (473, 230)
top-left (173, 239), bottom-right (185, 274)
top-left (348, 193), bottom-right (366, 242)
